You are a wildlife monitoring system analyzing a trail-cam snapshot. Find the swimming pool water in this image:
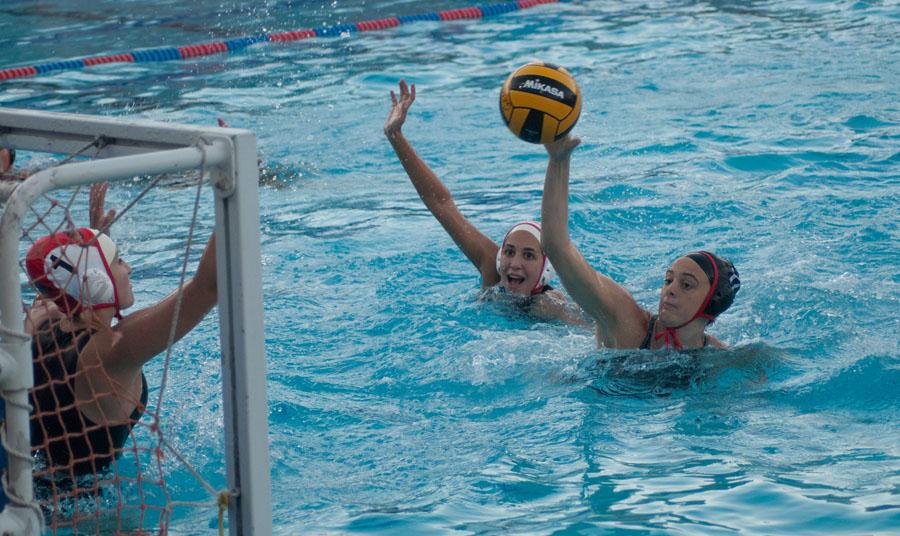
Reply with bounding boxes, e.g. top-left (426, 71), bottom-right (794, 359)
top-left (2, 0), bottom-right (899, 534)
